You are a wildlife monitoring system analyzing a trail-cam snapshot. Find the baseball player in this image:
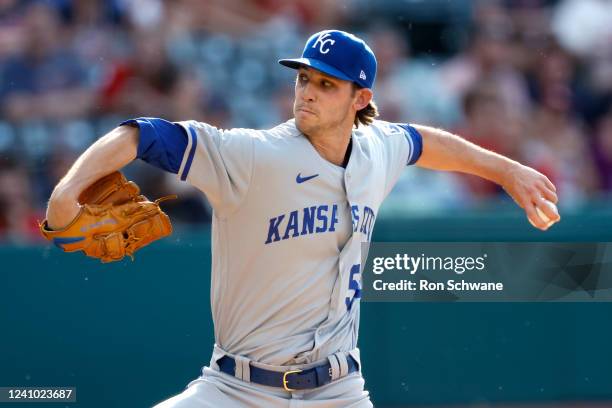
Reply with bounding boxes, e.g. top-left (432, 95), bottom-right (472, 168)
top-left (45, 30), bottom-right (560, 407)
